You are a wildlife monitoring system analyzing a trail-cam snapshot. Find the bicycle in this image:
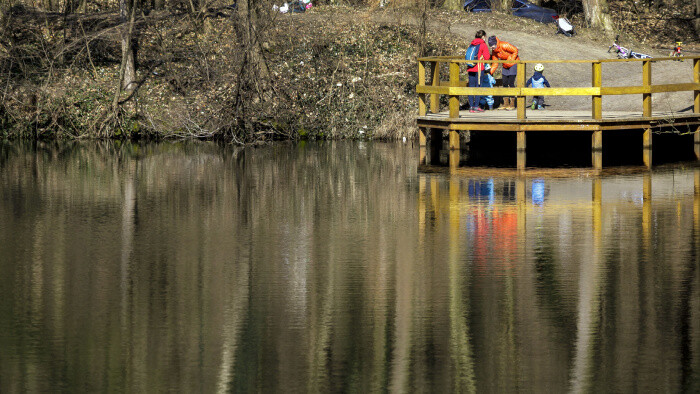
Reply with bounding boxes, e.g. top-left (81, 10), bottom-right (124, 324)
top-left (630, 51), bottom-right (652, 59)
top-left (669, 41), bottom-right (683, 59)
top-left (608, 36), bottom-right (630, 58)
top-left (608, 35), bottom-right (652, 59)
